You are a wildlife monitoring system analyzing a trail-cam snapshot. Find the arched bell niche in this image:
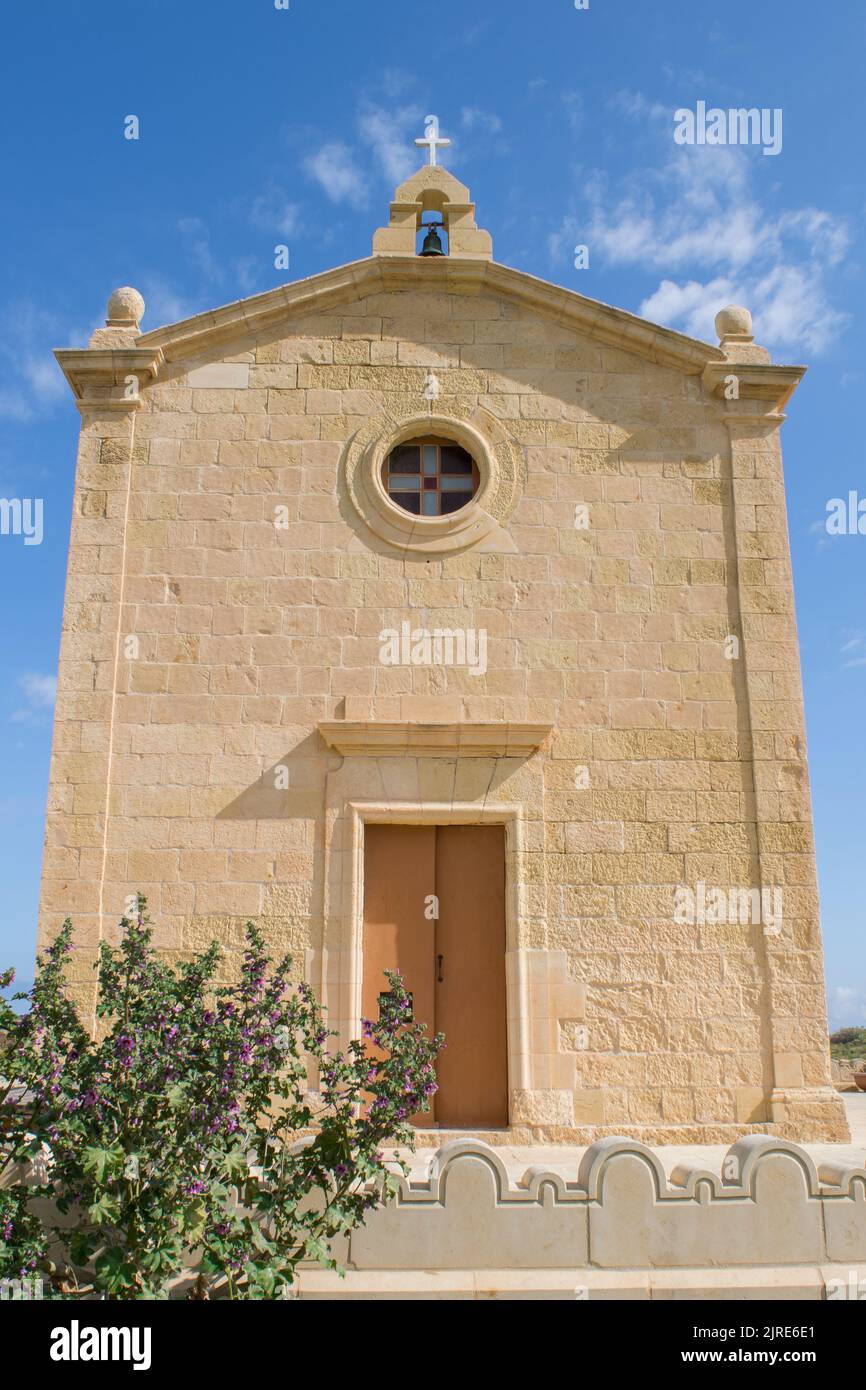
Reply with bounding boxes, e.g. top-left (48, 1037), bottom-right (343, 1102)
top-left (372, 165), bottom-right (493, 260)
